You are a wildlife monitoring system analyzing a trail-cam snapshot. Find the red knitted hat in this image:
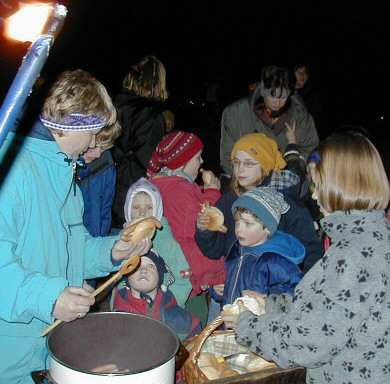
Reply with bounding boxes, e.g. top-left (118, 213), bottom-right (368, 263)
top-left (147, 131), bottom-right (204, 177)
